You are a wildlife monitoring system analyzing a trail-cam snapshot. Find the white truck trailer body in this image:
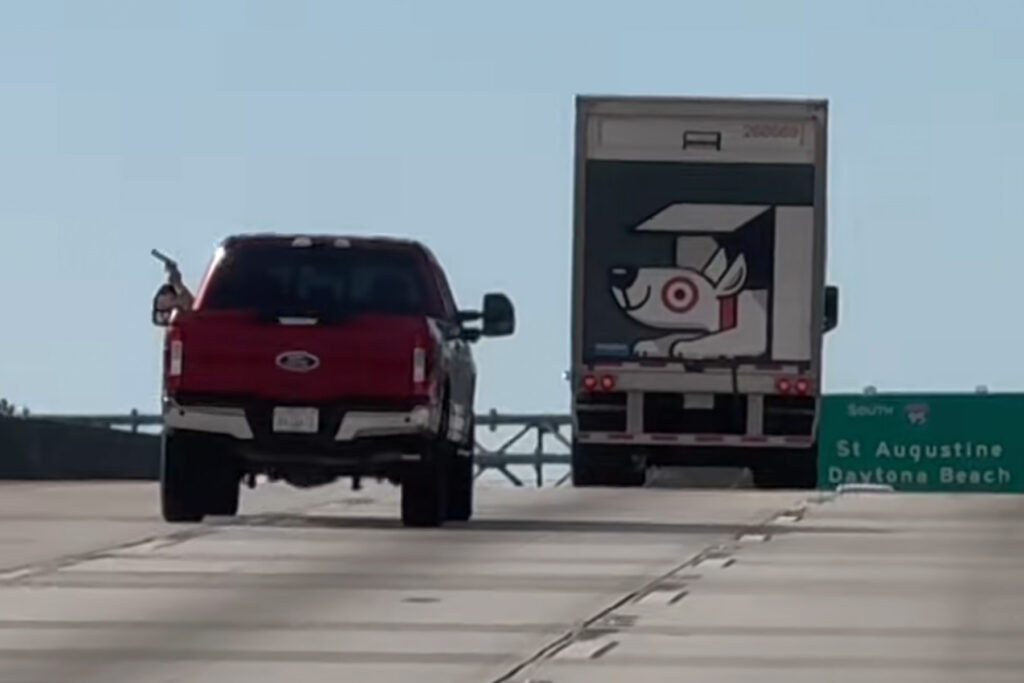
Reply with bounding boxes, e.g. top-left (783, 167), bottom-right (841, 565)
top-left (570, 95), bottom-right (839, 488)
